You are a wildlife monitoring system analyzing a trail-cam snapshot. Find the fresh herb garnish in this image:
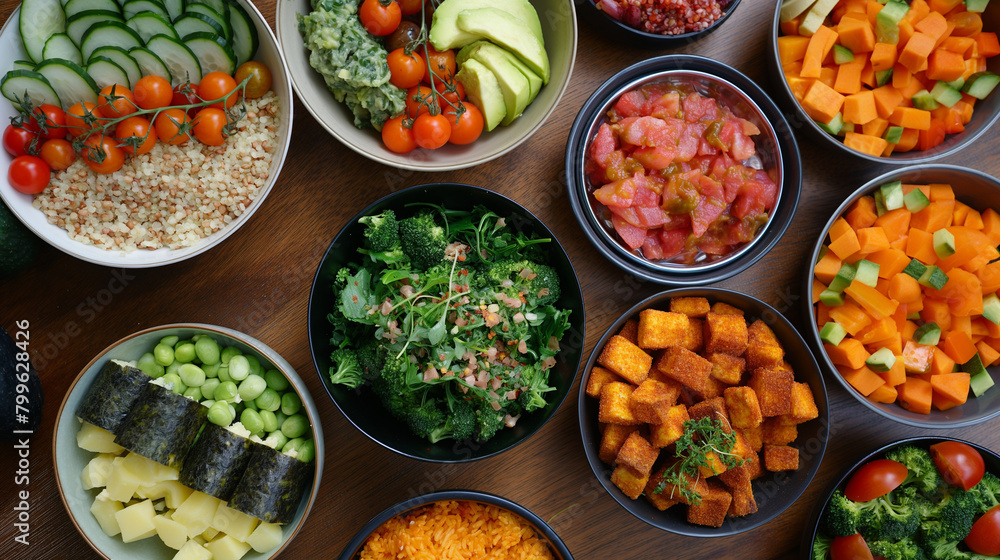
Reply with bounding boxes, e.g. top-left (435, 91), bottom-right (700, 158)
top-left (654, 416), bottom-right (746, 505)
